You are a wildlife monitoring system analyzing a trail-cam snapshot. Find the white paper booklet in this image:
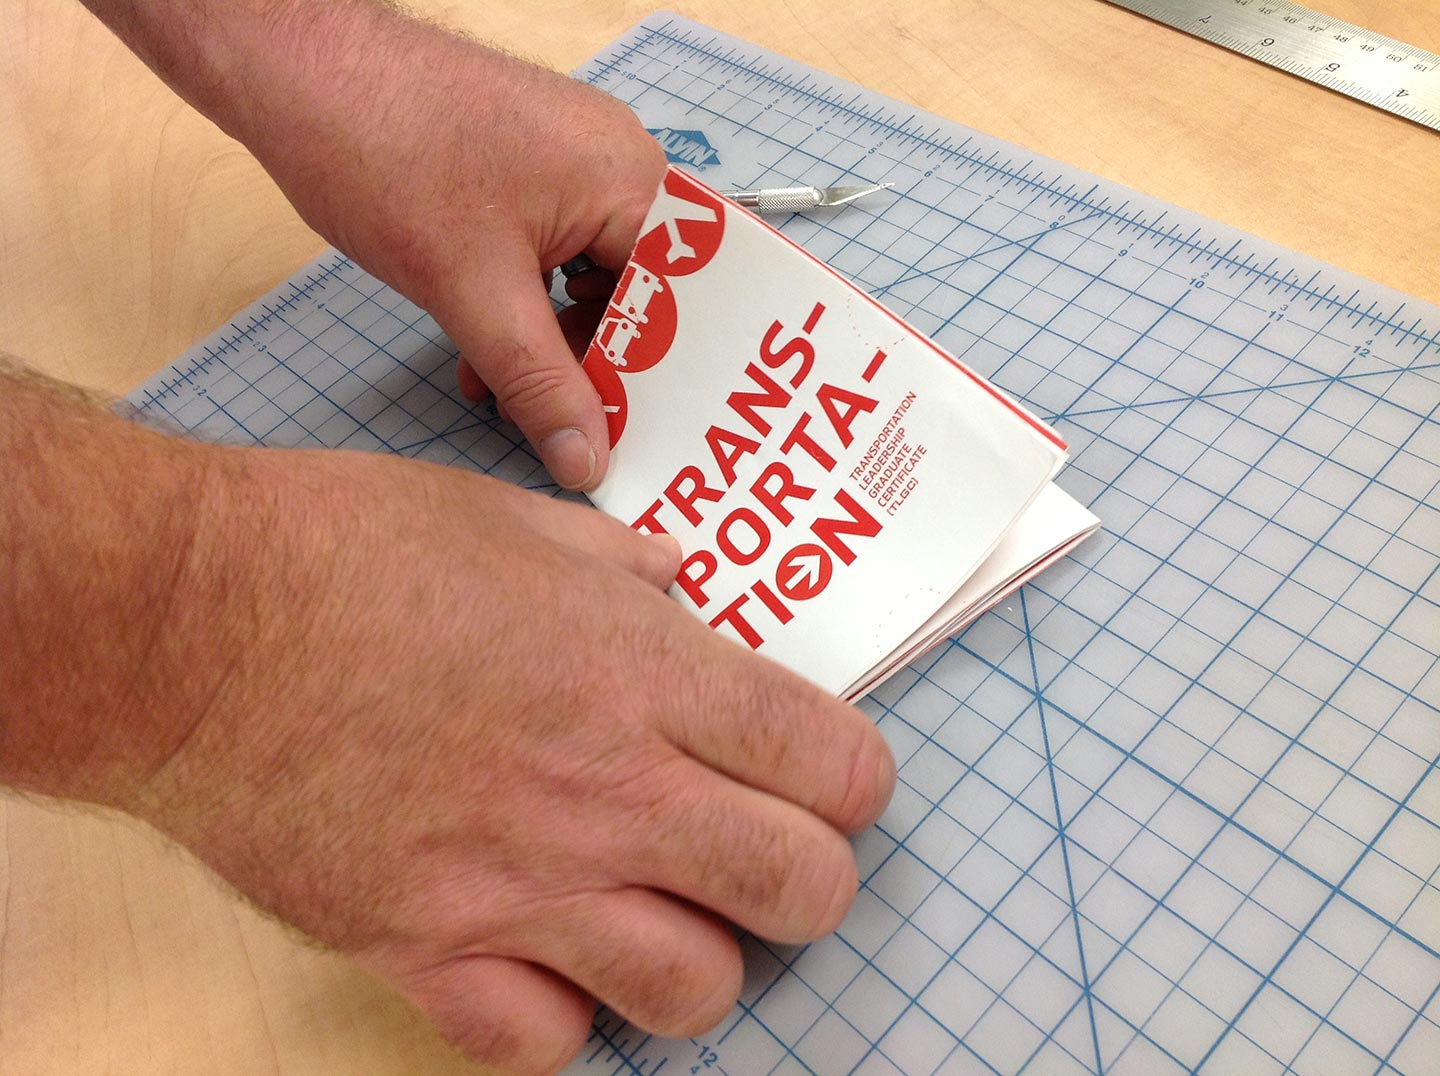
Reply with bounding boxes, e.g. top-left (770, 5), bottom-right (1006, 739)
top-left (583, 167), bottom-right (1100, 699)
